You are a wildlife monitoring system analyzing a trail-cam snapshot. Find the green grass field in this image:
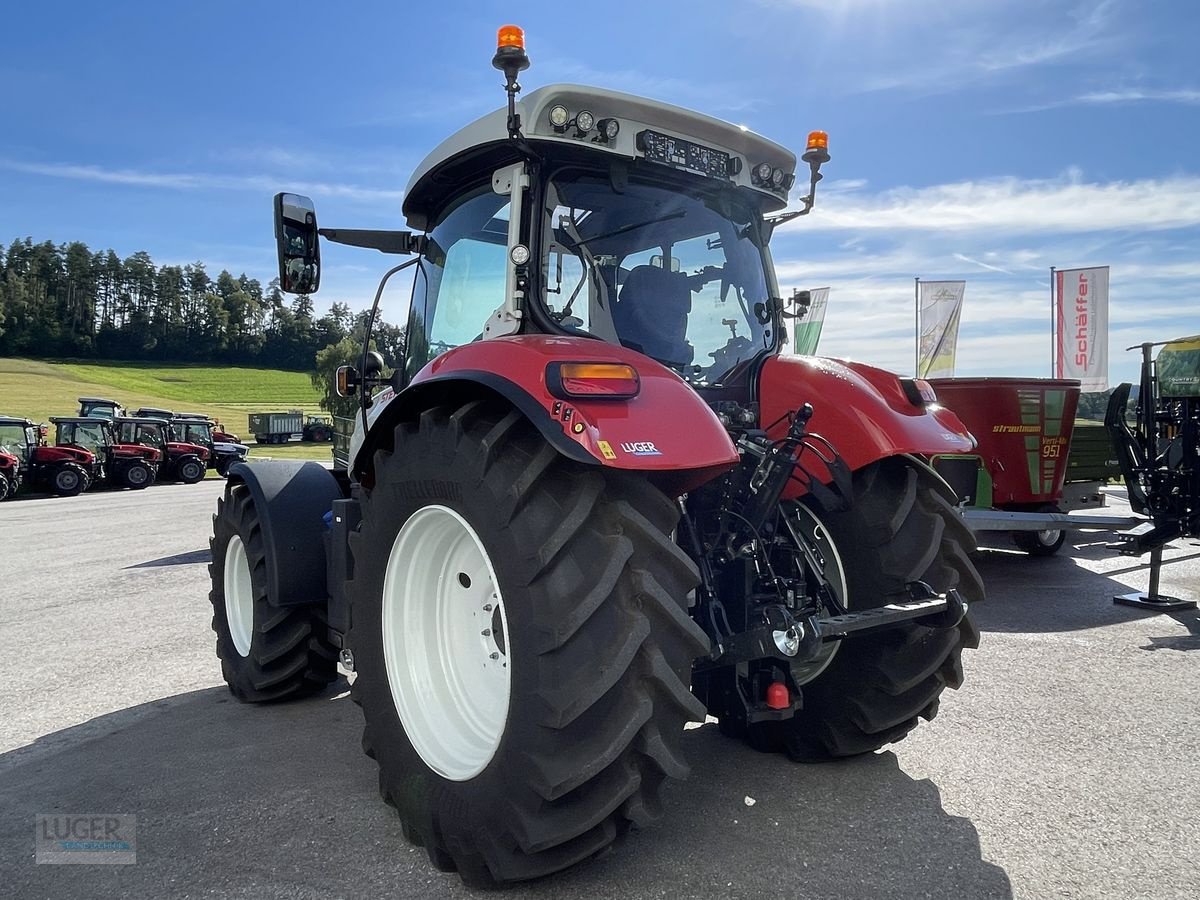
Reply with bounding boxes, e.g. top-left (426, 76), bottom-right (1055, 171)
top-left (0, 357), bottom-right (332, 461)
